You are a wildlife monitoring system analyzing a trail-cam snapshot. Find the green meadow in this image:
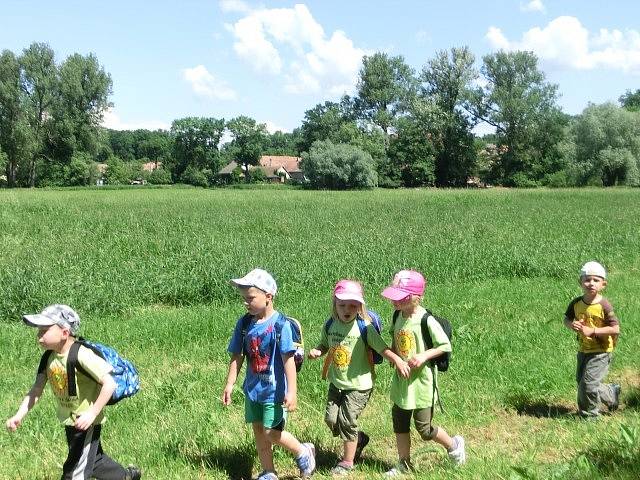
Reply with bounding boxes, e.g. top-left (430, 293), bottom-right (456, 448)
top-left (1, 186), bottom-right (639, 479)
